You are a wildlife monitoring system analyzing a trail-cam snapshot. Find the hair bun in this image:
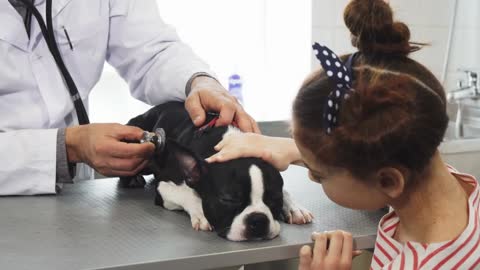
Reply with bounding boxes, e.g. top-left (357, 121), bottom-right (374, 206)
top-left (344, 0), bottom-right (419, 56)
